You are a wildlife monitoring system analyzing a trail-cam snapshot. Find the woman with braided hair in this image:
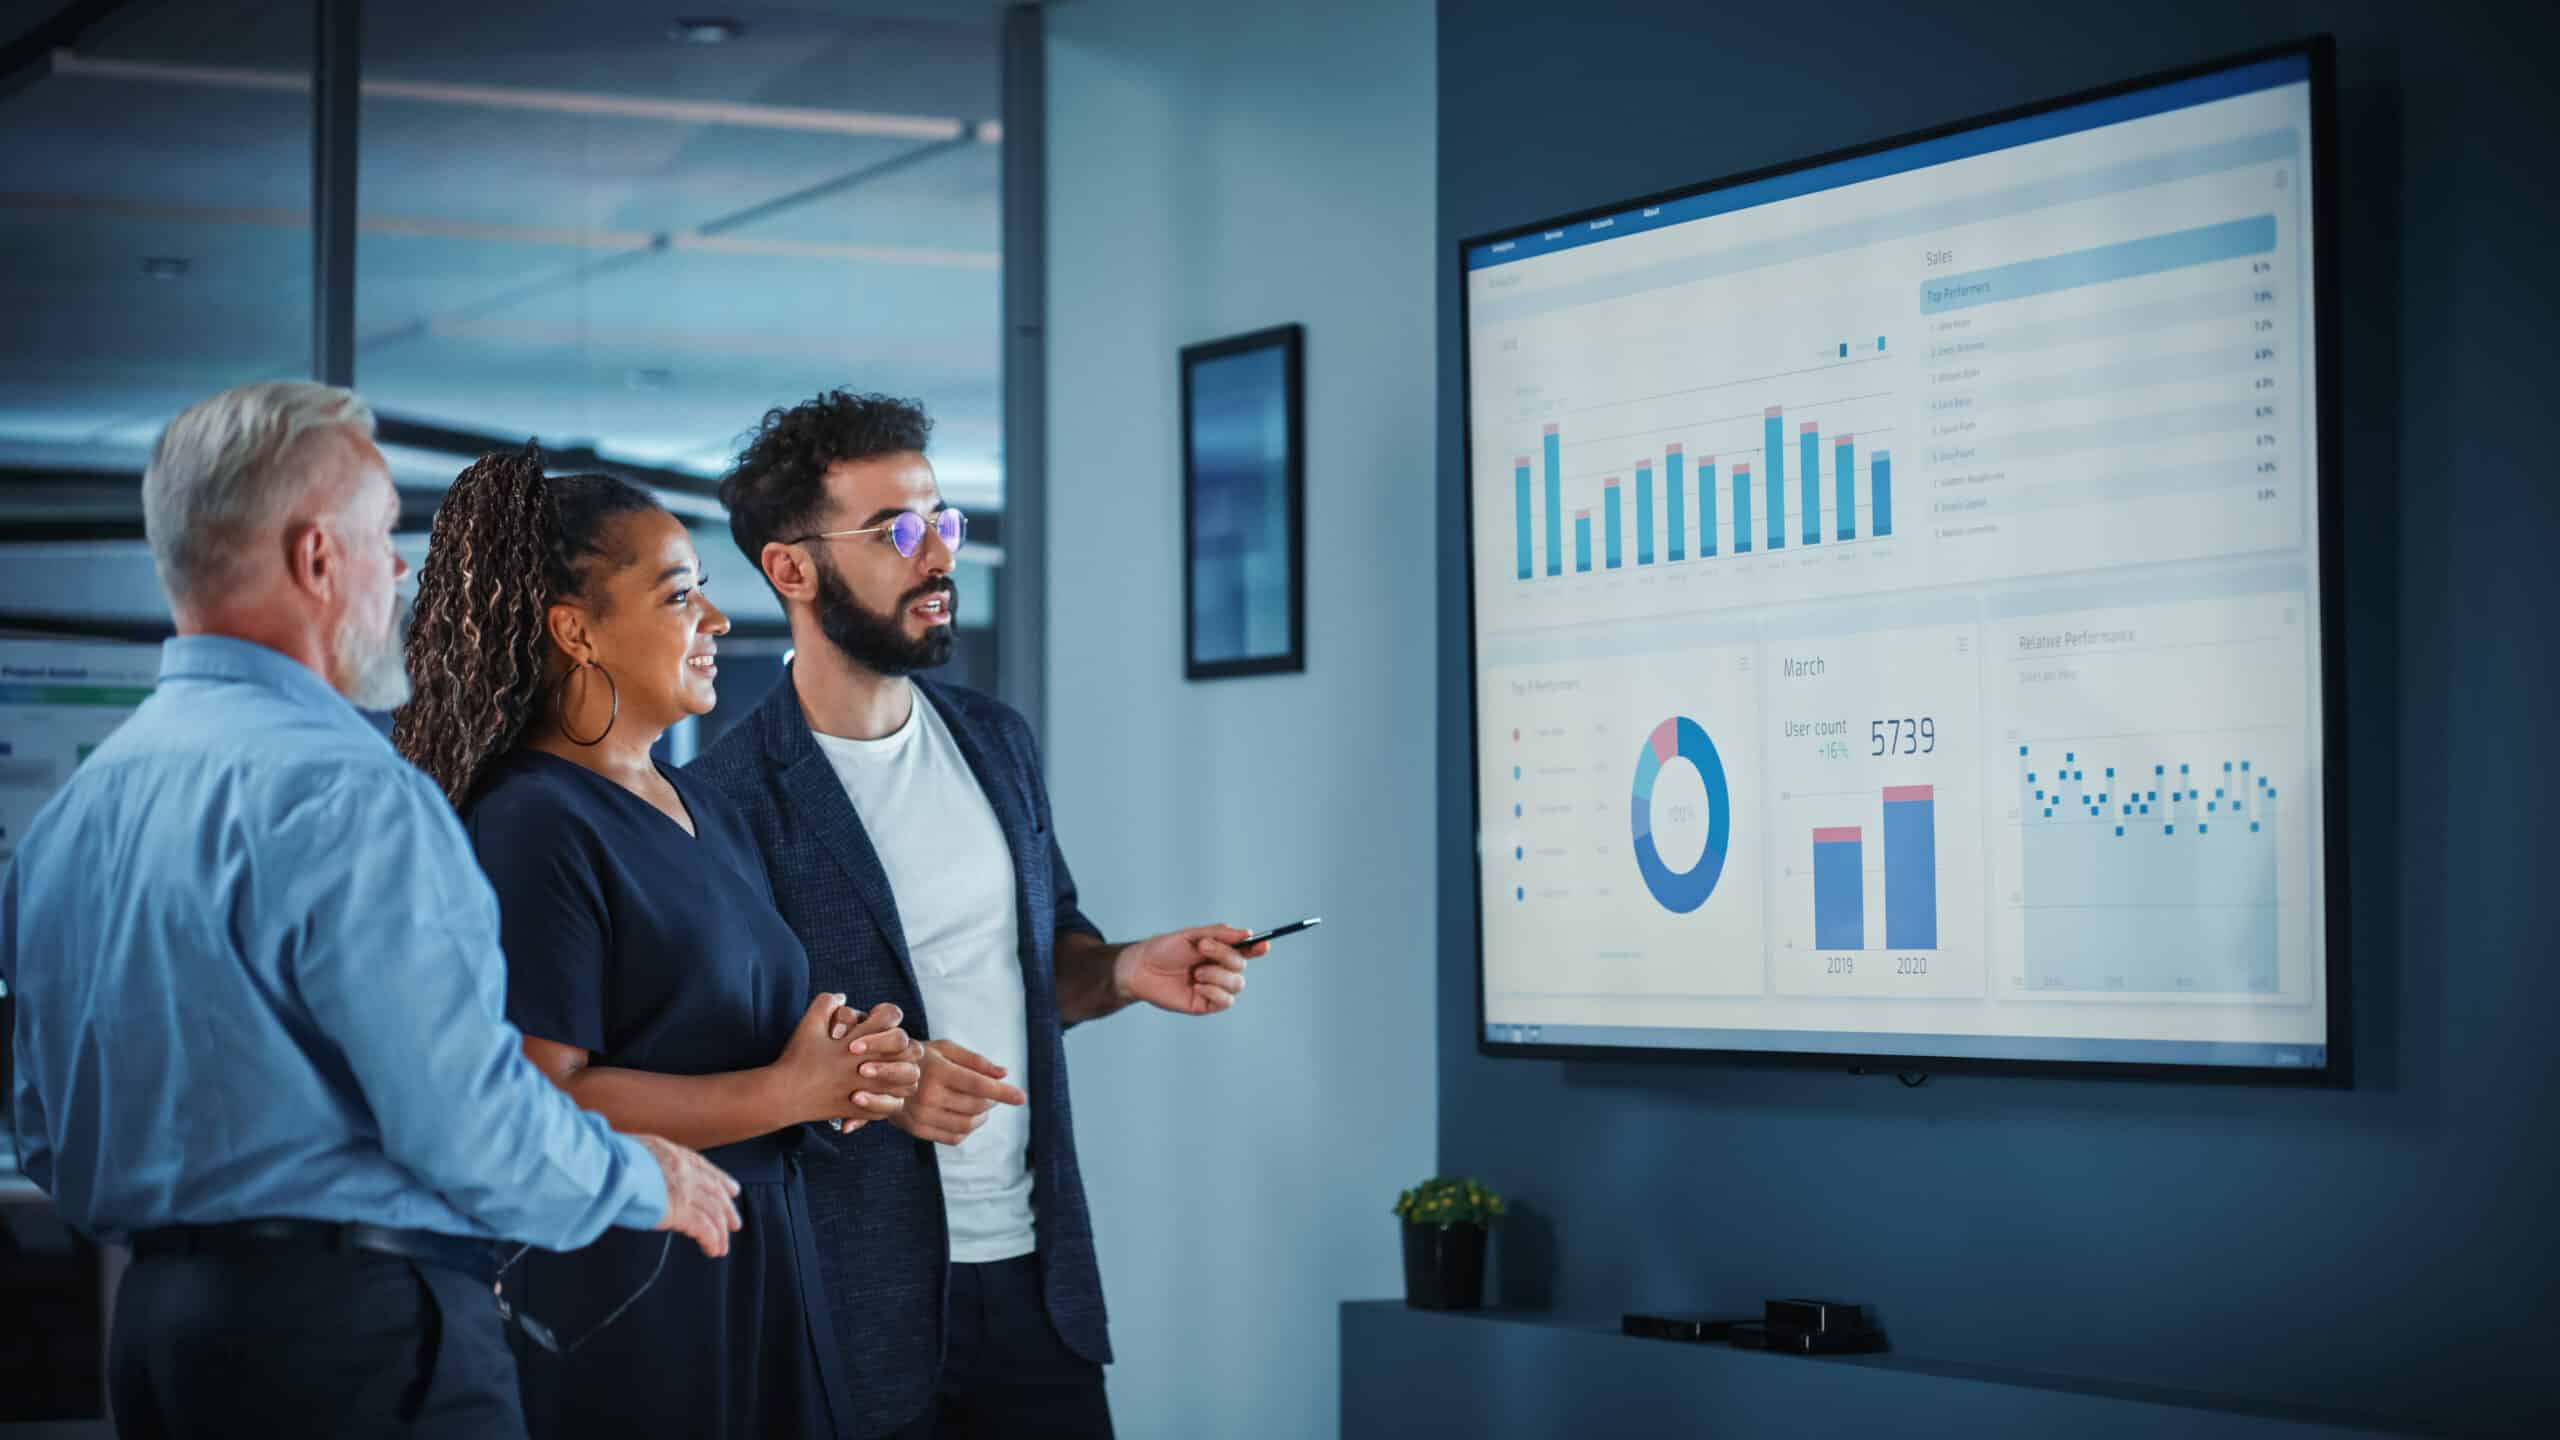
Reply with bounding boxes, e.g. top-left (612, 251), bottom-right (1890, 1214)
top-left (393, 448), bottom-right (921, 1439)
